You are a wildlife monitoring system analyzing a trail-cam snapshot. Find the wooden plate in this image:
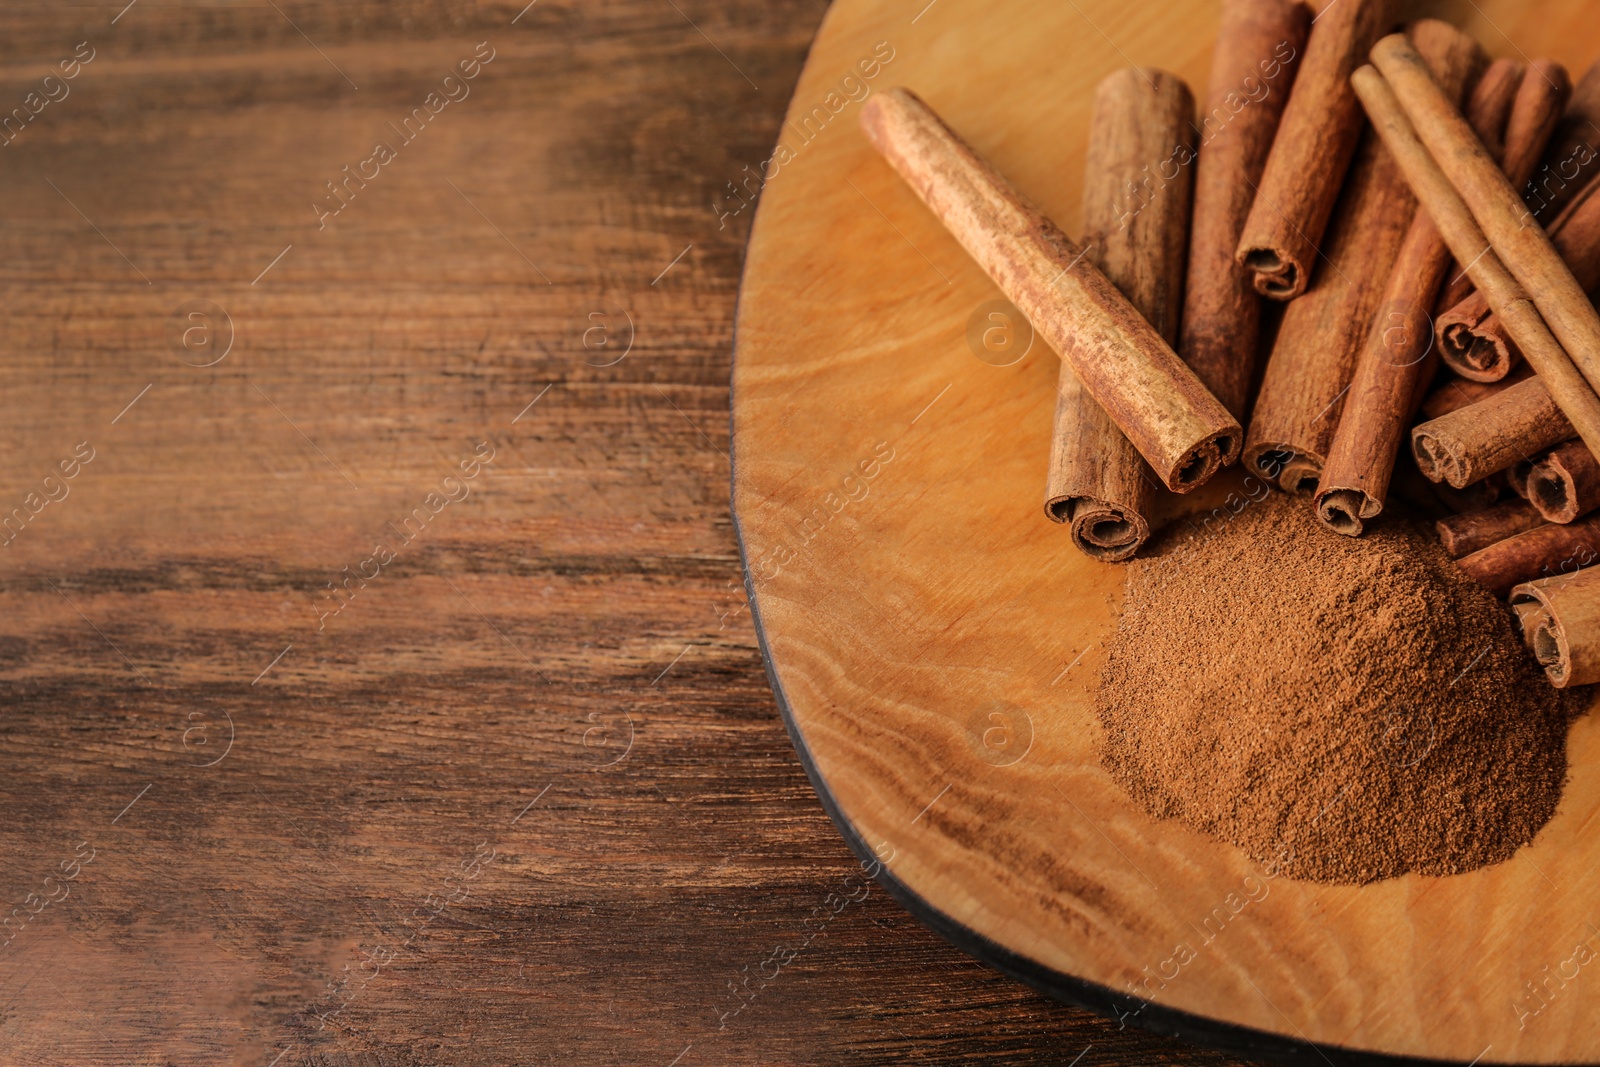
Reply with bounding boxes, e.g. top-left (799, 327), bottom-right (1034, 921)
top-left (730, 0), bottom-right (1600, 1062)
